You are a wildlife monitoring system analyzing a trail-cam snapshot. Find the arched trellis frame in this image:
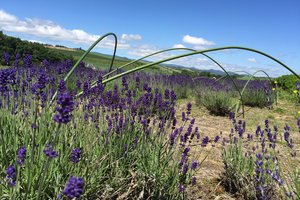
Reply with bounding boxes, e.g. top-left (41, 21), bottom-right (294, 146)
top-left (95, 46), bottom-right (299, 86)
top-left (49, 33), bottom-right (300, 119)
